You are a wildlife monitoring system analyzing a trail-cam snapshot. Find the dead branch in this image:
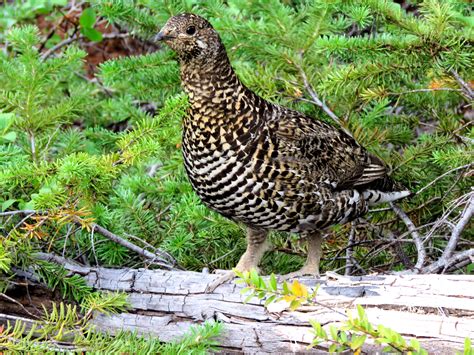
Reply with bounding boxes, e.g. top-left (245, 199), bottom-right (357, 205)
top-left (390, 202), bottom-right (426, 270)
top-left (422, 248), bottom-right (474, 273)
top-left (296, 53), bottom-right (343, 128)
top-left (416, 162), bottom-right (473, 196)
top-left (450, 69), bottom-right (474, 100)
top-left (40, 33), bottom-right (130, 61)
top-left (442, 194), bottom-right (474, 260)
top-left (344, 222), bottom-right (356, 275)
top-left (0, 210), bottom-right (180, 270)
